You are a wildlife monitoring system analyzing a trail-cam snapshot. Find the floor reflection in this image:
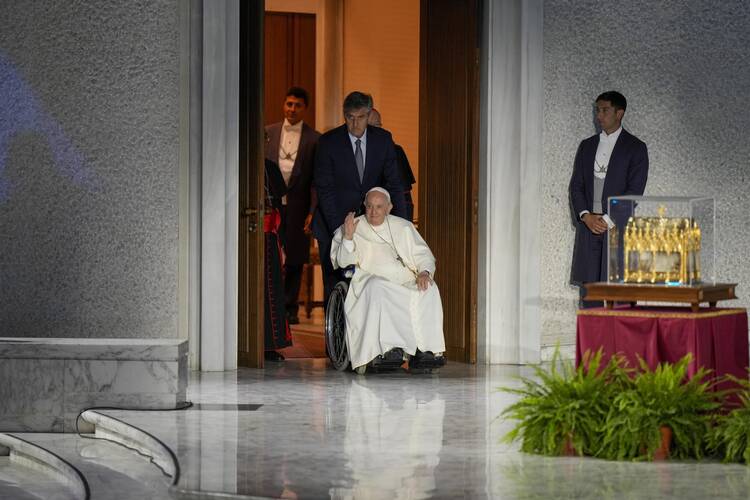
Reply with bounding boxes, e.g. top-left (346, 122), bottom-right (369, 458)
top-left (333, 377), bottom-right (445, 499)
top-left (494, 453), bottom-right (750, 499)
